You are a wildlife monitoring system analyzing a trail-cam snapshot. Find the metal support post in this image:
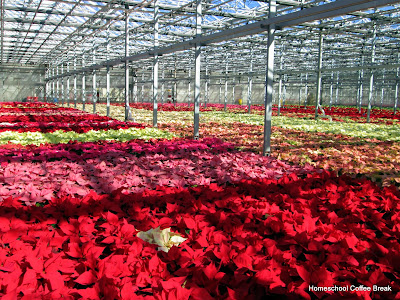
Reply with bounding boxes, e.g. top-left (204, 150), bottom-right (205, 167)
top-left (329, 72), bottom-right (333, 109)
top-left (45, 70), bottom-right (49, 103)
top-left (73, 56), bottom-right (77, 109)
top-left (66, 61), bottom-right (70, 107)
top-left (52, 68), bottom-right (55, 101)
top-left (56, 65), bottom-right (59, 103)
top-left (224, 58), bottom-right (228, 111)
top-left (367, 22), bottom-right (376, 123)
top-left (262, 0), bottom-right (276, 156)
top-left (193, 0), bottom-right (202, 139)
top-left (278, 75), bottom-right (282, 116)
top-left (125, 5), bottom-right (132, 121)
top-left (358, 46), bottom-right (365, 112)
top-left (232, 75), bottom-right (235, 104)
top-left (359, 69), bottom-right (364, 112)
top-left (298, 74), bottom-right (302, 107)
top-left (283, 80), bottom-right (287, 107)
top-left (304, 73), bottom-right (308, 107)
top-left (187, 68), bottom-right (191, 107)
top-left (93, 48), bottom-right (97, 114)
top-left (174, 57), bottom-right (177, 106)
top-left (82, 56), bottom-right (86, 110)
top-left (205, 61), bottom-right (209, 108)
top-left (133, 71), bottom-right (138, 104)
top-left (219, 78), bottom-right (222, 104)
top-left (278, 53), bottom-right (283, 115)
top-left (335, 72), bottom-right (339, 104)
top-left (61, 64), bottom-right (64, 106)
top-left (161, 62), bottom-right (165, 104)
top-left (395, 68), bottom-right (399, 115)
top-left (380, 70), bottom-right (385, 109)
top-left (248, 46), bottom-right (253, 113)
top-left (141, 67), bottom-right (145, 103)
top-left (153, 0), bottom-right (159, 127)
top-left (106, 30), bottom-right (111, 116)
top-left (105, 65), bottom-right (110, 116)
top-left (395, 55), bottom-right (399, 114)
top-left (315, 29), bottom-right (323, 119)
